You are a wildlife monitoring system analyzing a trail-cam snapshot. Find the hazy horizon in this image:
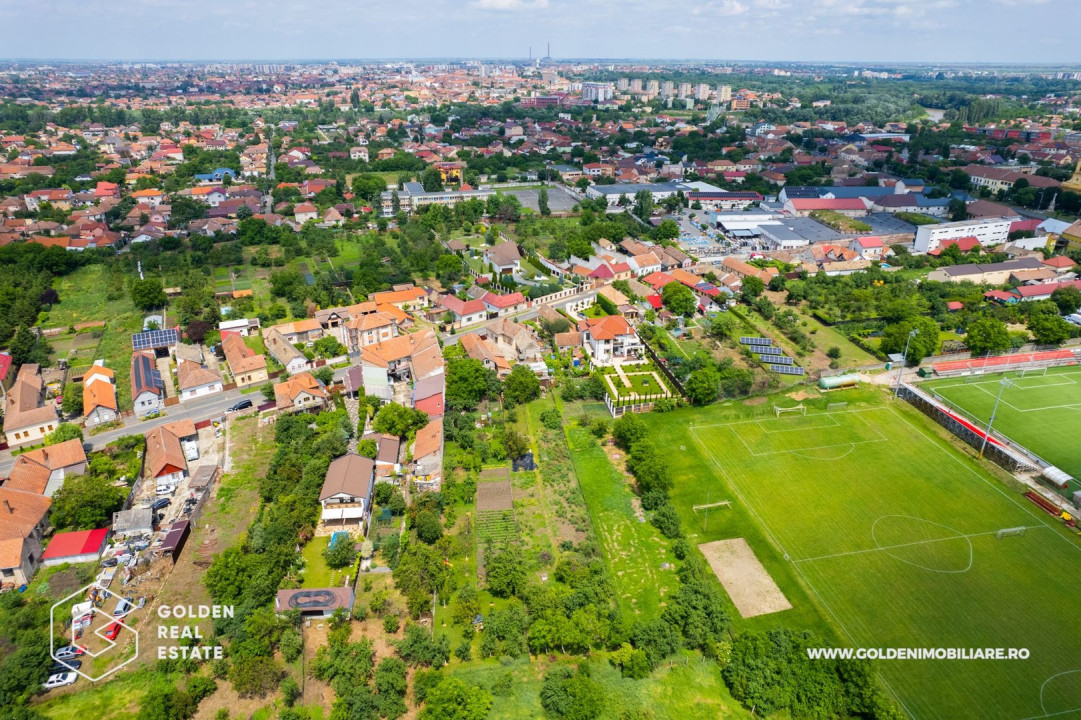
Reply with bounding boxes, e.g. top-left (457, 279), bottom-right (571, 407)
top-left (0, 0), bottom-right (1078, 65)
